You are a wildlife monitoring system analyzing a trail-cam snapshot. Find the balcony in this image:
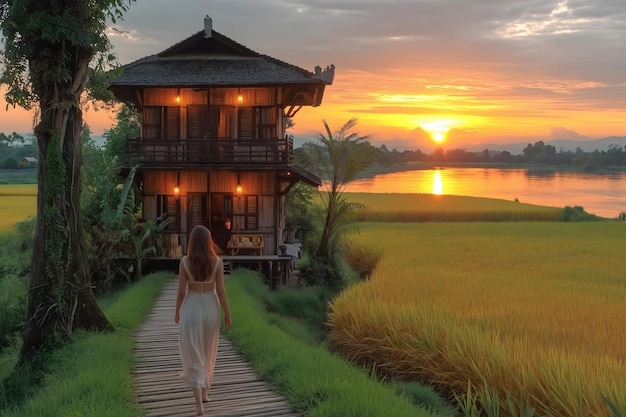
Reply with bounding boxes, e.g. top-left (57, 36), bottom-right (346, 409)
top-left (124, 136), bottom-right (293, 167)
